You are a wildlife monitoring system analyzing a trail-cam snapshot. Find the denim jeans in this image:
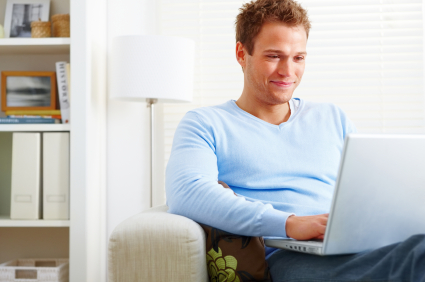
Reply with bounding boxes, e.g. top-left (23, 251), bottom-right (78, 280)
top-left (267, 234), bottom-right (425, 282)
